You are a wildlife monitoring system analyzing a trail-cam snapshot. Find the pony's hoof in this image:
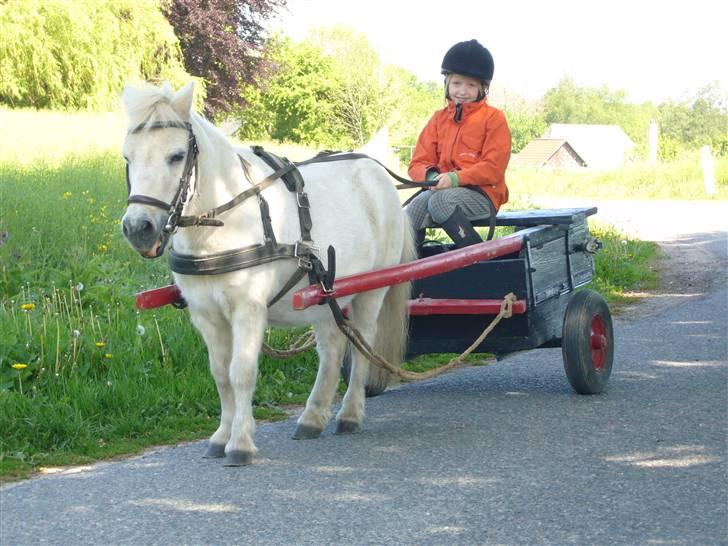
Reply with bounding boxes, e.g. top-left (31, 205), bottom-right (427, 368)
top-left (222, 451), bottom-right (253, 467)
top-left (292, 424), bottom-right (323, 440)
top-left (203, 443), bottom-right (226, 459)
top-left (335, 420), bottom-right (361, 434)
